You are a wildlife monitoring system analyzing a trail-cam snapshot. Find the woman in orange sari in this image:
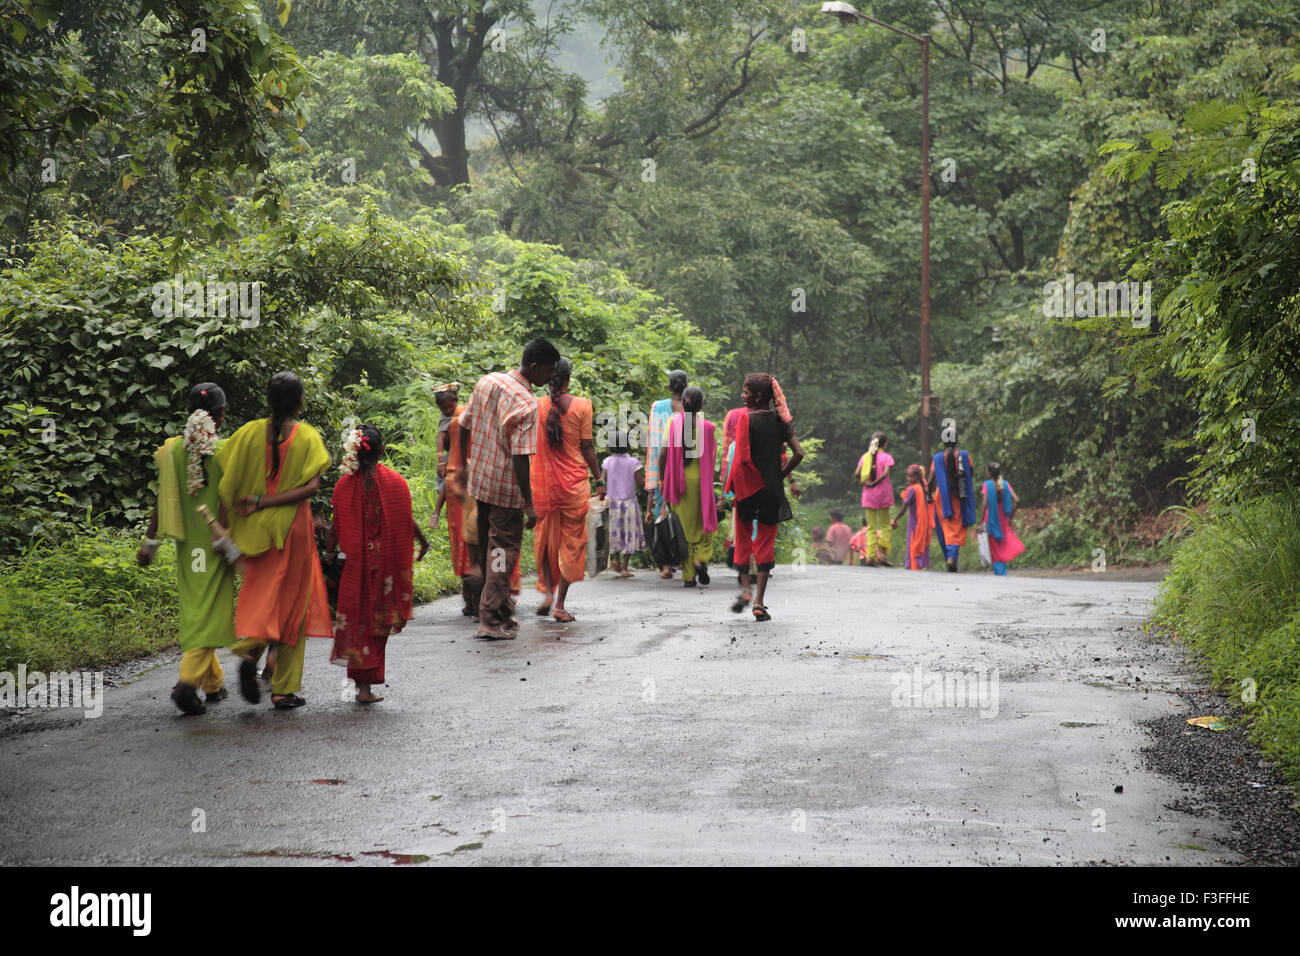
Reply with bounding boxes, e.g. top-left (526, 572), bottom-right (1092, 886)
top-left (217, 371), bottom-right (333, 709)
top-left (531, 359), bottom-right (600, 622)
